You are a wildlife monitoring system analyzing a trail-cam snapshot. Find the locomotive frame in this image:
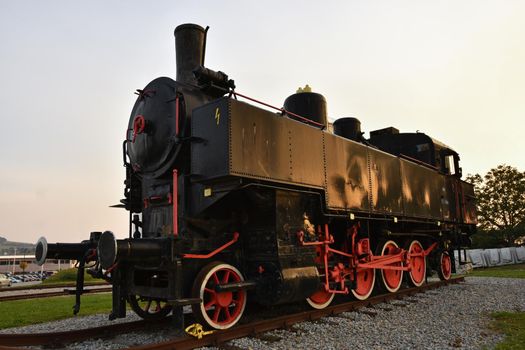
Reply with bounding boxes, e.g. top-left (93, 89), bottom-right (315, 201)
top-left (35, 23), bottom-right (476, 330)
